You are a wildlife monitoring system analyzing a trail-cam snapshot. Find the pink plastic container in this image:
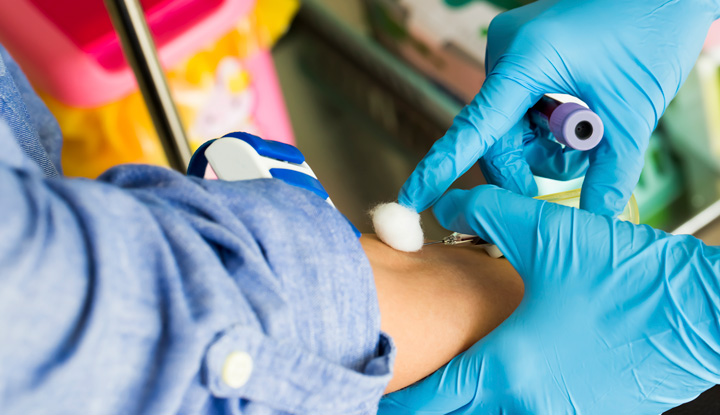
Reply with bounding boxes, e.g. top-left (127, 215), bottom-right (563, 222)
top-left (0, 0), bottom-right (254, 107)
top-left (0, 0), bottom-right (295, 177)
top-left (706, 20), bottom-right (720, 51)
